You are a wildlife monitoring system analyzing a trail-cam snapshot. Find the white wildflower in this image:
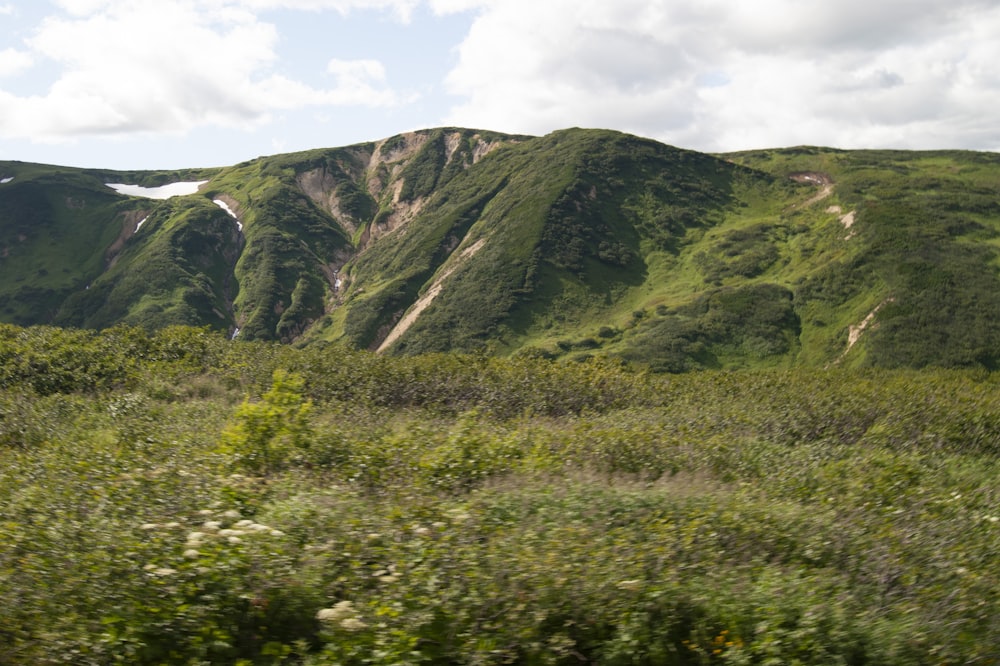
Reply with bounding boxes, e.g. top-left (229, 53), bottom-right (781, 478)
top-left (222, 509), bottom-right (241, 520)
top-left (248, 523), bottom-right (272, 532)
top-left (140, 523), bottom-right (160, 530)
top-left (377, 575), bottom-right (399, 584)
top-left (164, 521), bottom-right (181, 529)
top-left (152, 567), bottom-right (177, 576)
top-left (202, 521), bottom-right (222, 532)
top-left (235, 519), bottom-right (254, 527)
top-left (142, 563), bottom-right (158, 571)
top-left (413, 527), bottom-right (430, 536)
top-left (616, 579), bottom-right (642, 591)
top-left (186, 531), bottom-right (207, 544)
top-left (218, 529), bottom-right (245, 537)
top-left (228, 536), bottom-right (243, 544)
top-left (317, 601), bottom-right (356, 622)
top-left (183, 549), bottom-right (200, 559)
top-left (198, 509), bottom-right (215, 516)
top-left (432, 521), bottom-right (447, 529)
top-left (270, 529), bottom-right (285, 537)
top-left (339, 617), bottom-right (368, 632)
